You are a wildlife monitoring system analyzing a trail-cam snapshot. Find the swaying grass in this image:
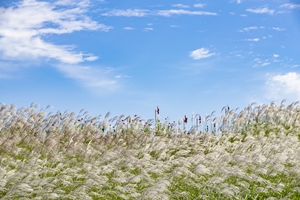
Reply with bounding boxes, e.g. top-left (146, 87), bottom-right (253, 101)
top-left (1, 100), bottom-right (300, 199)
